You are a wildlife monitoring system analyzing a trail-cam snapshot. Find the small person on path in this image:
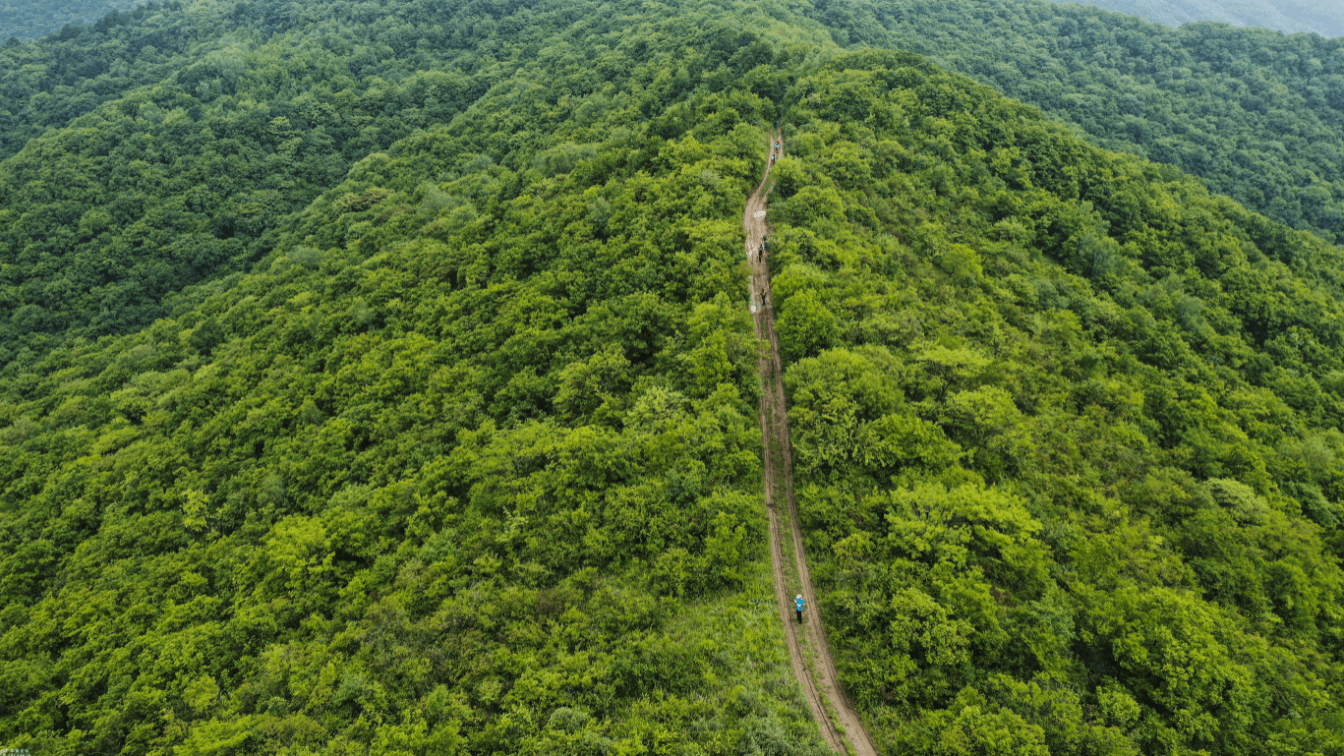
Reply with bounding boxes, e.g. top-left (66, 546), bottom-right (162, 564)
top-left (795, 594), bottom-right (805, 623)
